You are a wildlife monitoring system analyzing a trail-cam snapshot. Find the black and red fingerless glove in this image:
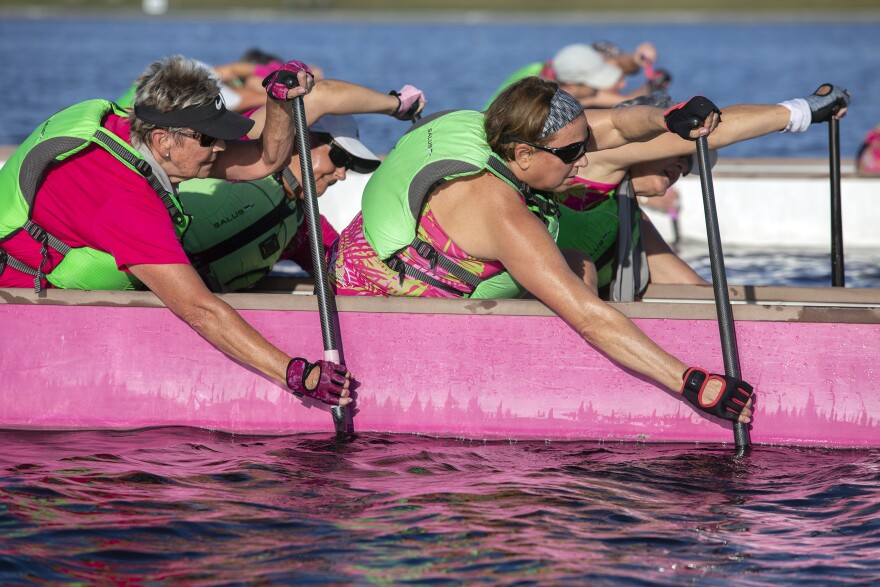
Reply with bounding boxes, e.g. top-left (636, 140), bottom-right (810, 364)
top-left (680, 367), bottom-right (753, 422)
